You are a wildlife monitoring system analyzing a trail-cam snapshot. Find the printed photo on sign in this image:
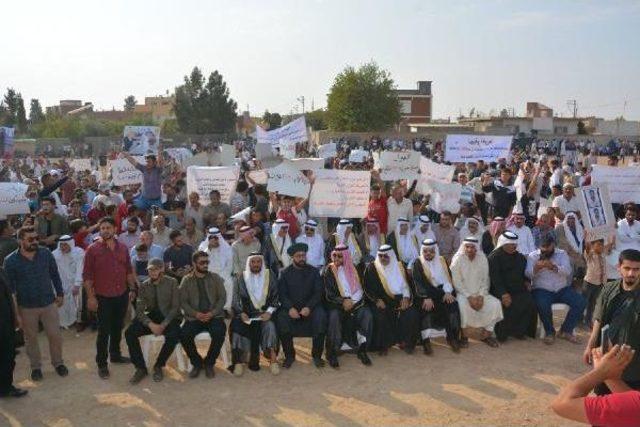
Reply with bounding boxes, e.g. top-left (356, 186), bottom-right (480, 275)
top-left (122, 125), bottom-right (161, 155)
top-left (578, 184), bottom-right (615, 242)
